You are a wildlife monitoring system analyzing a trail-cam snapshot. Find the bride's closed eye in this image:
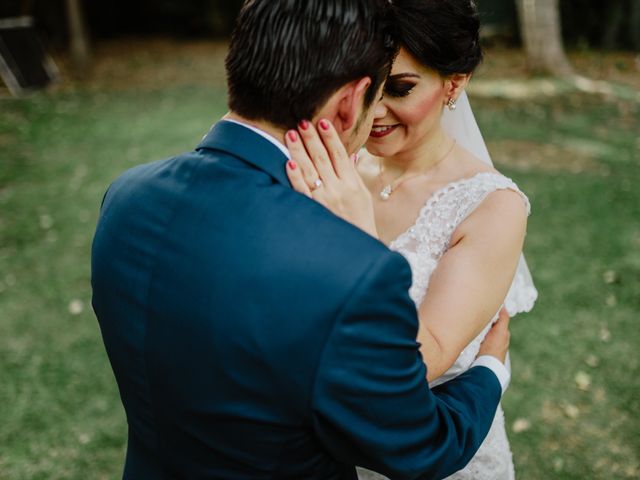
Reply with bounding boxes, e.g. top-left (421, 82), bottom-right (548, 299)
top-left (384, 80), bottom-right (416, 98)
